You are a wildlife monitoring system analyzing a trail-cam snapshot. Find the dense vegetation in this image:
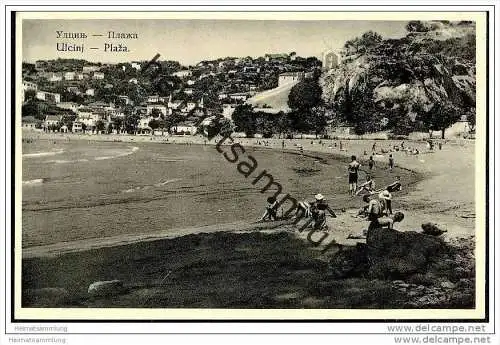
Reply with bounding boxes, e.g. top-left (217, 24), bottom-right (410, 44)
top-left (321, 21), bottom-right (476, 138)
